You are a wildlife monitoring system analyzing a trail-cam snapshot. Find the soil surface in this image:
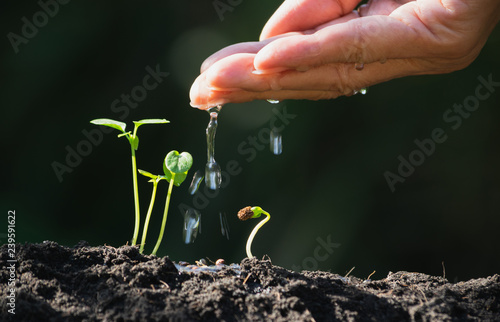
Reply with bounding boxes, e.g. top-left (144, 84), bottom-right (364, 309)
top-left (1, 241), bottom-right (499, 321)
